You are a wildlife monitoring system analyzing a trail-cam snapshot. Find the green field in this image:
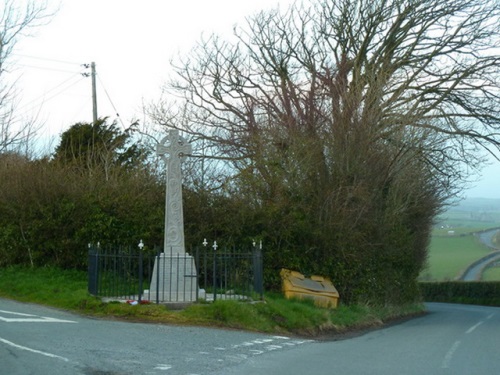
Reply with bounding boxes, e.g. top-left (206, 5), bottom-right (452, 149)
top-left (423, 197), bottom-right (500, 281)
top-left (421, 234), bottom-right (493, 281)
top-left (482, 265), bottom-right (500, 281)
